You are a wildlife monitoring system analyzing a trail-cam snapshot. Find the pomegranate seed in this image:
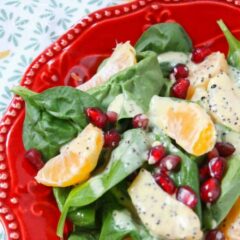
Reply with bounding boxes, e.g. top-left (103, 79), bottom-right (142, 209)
top-left (215, 142), bottom-right (235, 157)
top-left (208, 157), bottom-right (226, 180)
top-left (132, 114), bottom-right (149, 129)
top-left (106, 111), bottom-right (118, 124)
top-left (85, 107), bottom-right (107, 129)
top-left (155, 173), bottom-right (176, 195)
top-left (191, 47), bottom-right (211, 63)
top-left (207, 147), bottom-right (219, 161)
top-left (148, 145), bottom-right (166, 165)
top-left (205, 230), bottom-right (225, 240)
top-left (172, 64), bottom-right (189, 79)
top-left (171, 78), bottom-right (190, 99)
top-left (200, 178), bottom-right (221, 203)
top-left (176, 186), bottom-right (198, 209)
top-left (104, 129), bottom-right (121, 148)
top-left (25, 149), bottom-right (44, 170)
top-left (199, 165), bottom-right (210, 182)
top-left (159, 155), bottom-right (181, 171)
